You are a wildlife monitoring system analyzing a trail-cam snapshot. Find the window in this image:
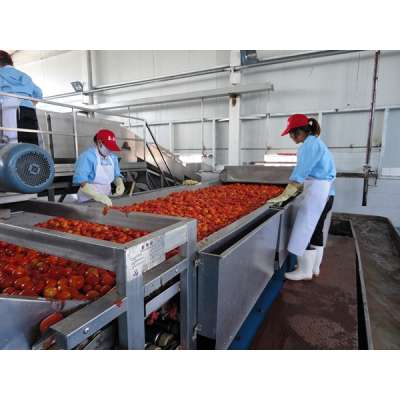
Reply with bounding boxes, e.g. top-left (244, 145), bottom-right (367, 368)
top-left (178, 153), bottom-right (203, 166)
top-left (263, 152), bottom-right (297, 166)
